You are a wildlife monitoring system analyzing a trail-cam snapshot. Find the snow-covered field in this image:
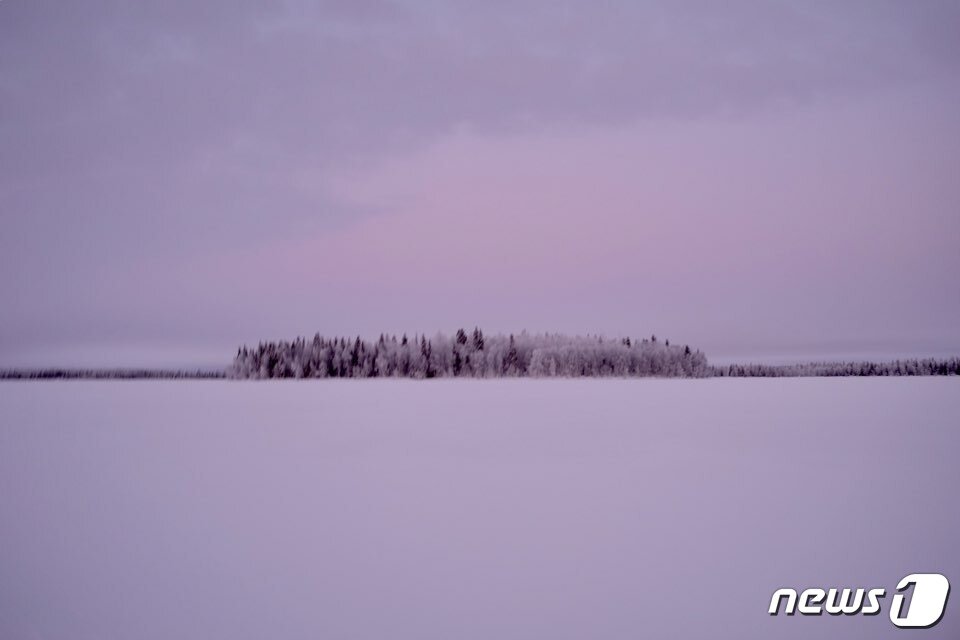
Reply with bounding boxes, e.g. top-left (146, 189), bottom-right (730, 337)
top-left (1, 378), bottom-right (957, 639)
